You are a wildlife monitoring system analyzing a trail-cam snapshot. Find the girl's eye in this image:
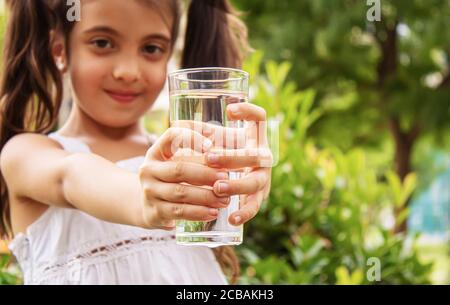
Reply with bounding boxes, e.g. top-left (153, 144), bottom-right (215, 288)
top-left (91, 39), bottom-right (113, 49)
top-left (143, 45), bottom-right (163, 55)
